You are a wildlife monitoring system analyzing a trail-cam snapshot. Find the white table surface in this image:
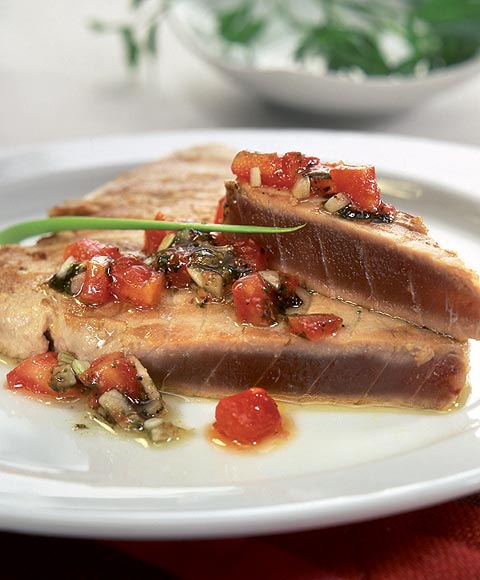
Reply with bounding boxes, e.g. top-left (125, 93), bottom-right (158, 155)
top-left (1, 1), bottom-right (479, 150)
